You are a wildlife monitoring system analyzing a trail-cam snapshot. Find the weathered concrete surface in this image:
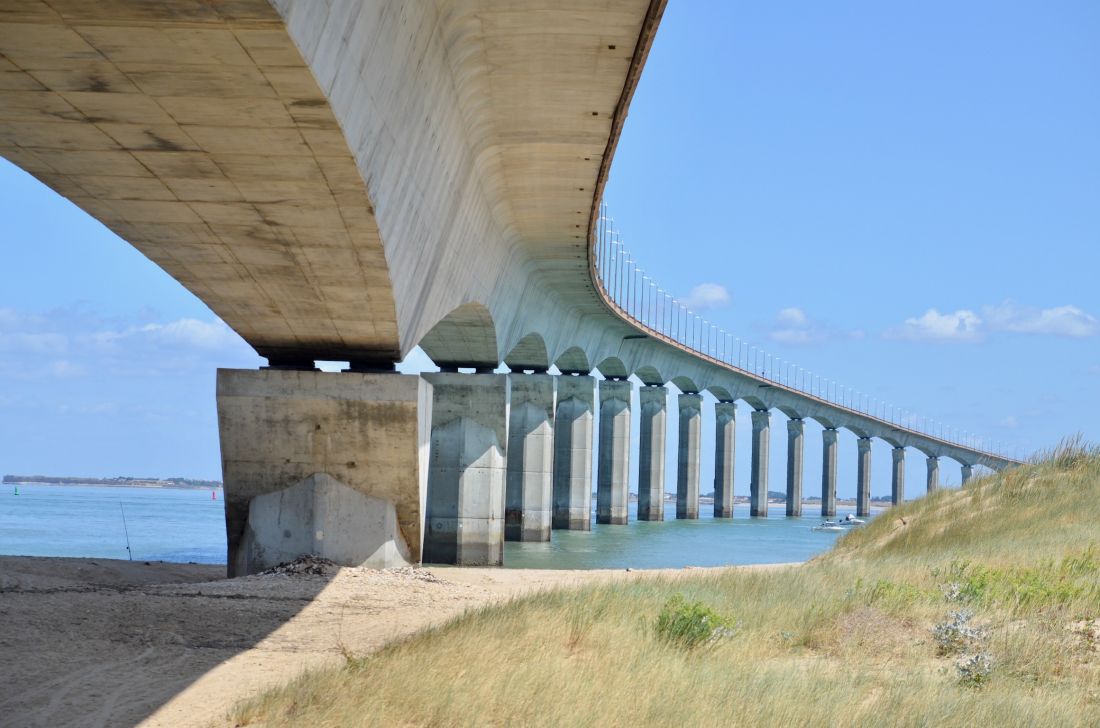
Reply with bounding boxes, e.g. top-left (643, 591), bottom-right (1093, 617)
top-left (422, 373), bottom-right (508, 566)
top-left (927, 456), bottom-right (940, 494)
top-left (750, 409), bottom-right (771, 517)
top-left (786, 418), bottom-right (804, 517)
top-left (637, 385), bottom-right (667, 521)
top-left (596, 379), bottom-right (631, 525)
top-left (217, 369), bottom-right (430, 576)
top-left (961, 464), bottom-right (974, 485)
top-left (553, 375), bottom-right (594, 530)
top-left (238, 473), bottom-right (410, 574)
top-left (891, 446), bottom-right (906, 505)
top-left (713, 402), bottom-right (736, 518)
top-left (676, 392), bottom-right (702, 519)
top-left (821, 428), bottom-right (838, 517)
top-left (505, 373), bottom-right (554, 541)
top-left (856, 437), bottom-right (872, 518)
